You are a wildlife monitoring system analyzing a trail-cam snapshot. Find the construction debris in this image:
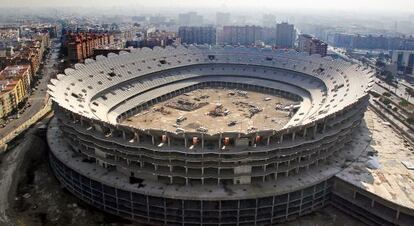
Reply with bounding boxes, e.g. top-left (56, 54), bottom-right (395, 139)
top-left (166, 98), bottom-right (208, 111)
top-left (208, 103), bottom-right (230, 117)
top-left (23, 193), bottom-right (31, 199)
top-left (248, 106), bottom-right (262, 118)
top-left (247, 126), bottom-right (258, 133)
top-left (227, 121), bottom-right (237, 126)
top-left (196, 127), bottom-right (208, 133)
top-left (152, 106), bottom-right (171, 115)
top-left (233, 101), bottom-right (262, 118)
top-left (228, 89), bottom-right (248, 97)
top-left (275, 103), bottom-right (301, 111)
